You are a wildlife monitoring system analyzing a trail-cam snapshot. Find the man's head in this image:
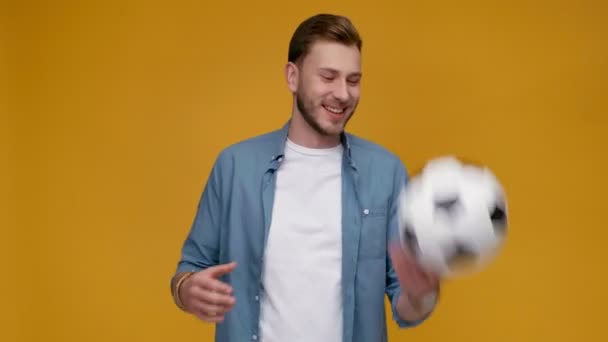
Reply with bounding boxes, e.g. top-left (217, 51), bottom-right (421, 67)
top-left (285, 14), bottom-right (363, 145)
